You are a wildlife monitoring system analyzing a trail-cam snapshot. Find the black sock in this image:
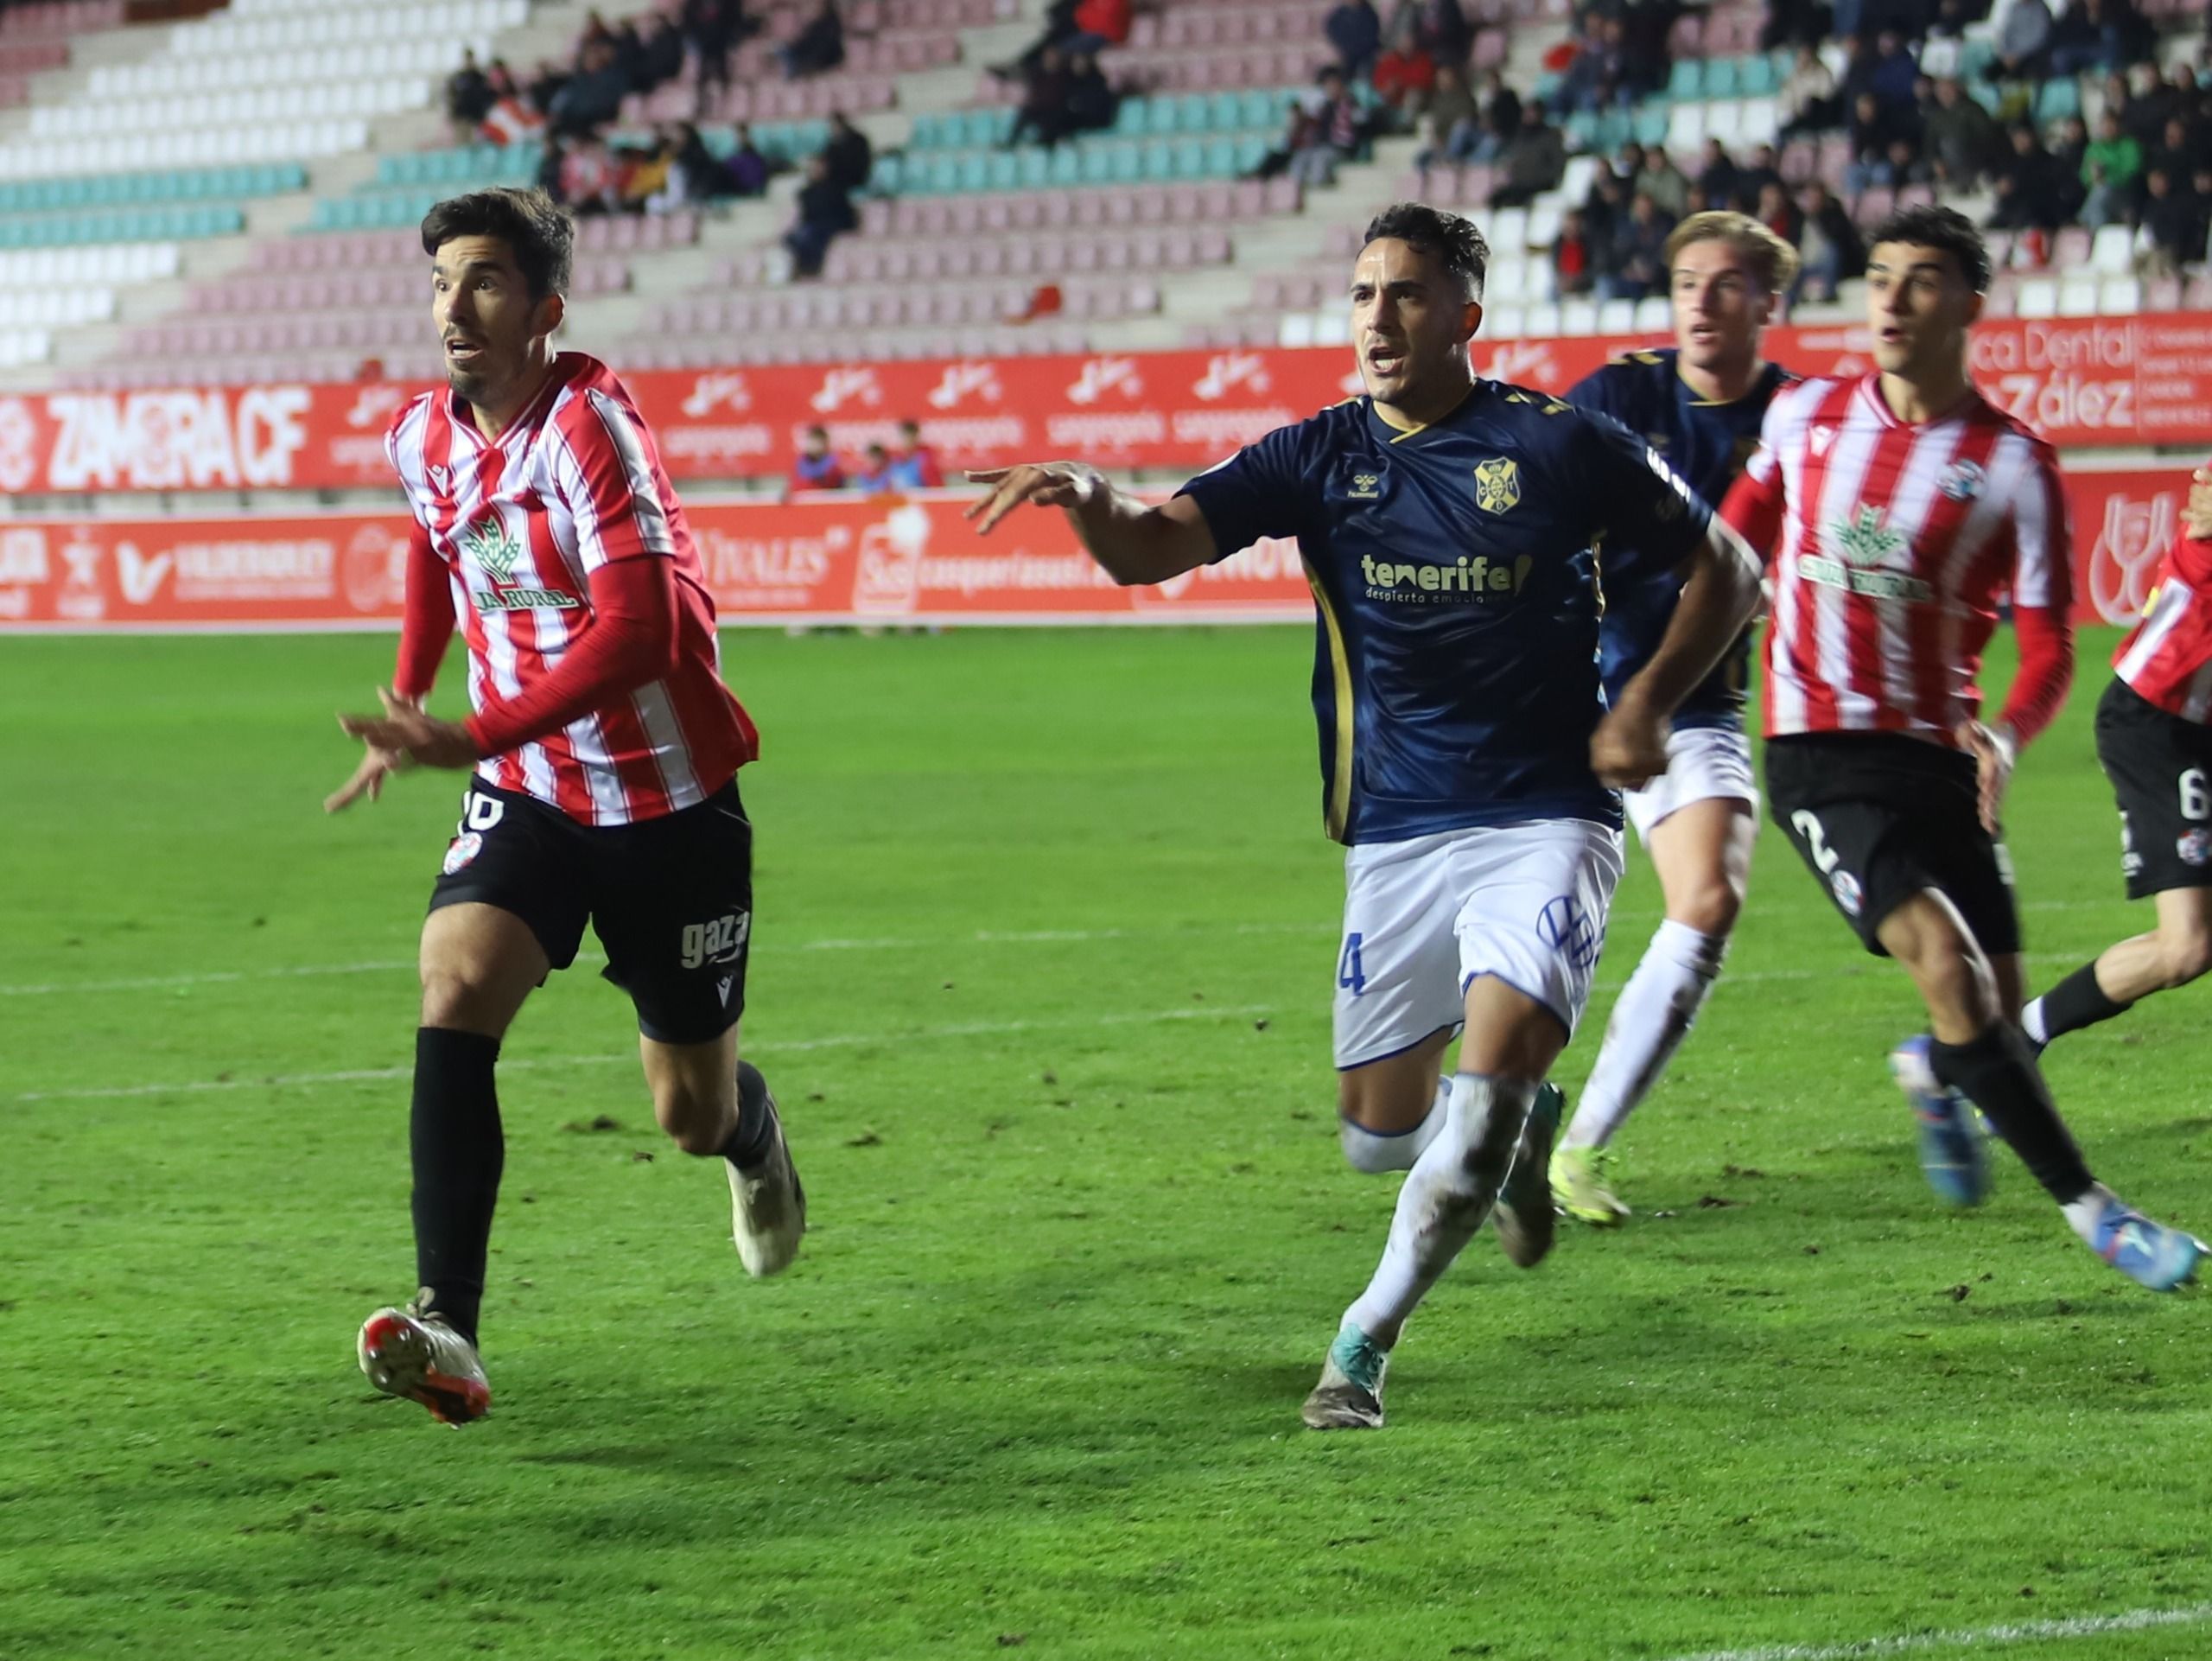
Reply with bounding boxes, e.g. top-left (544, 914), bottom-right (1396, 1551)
top-left (2026, 961), bottom-right (2133, 1047)
top-left (720, 1060), bottom-right (776, 1169)
top-left (1929, 1021), bottom-right (2094, 1204)
top-left (410, 1028), bottom-right (504, 1347)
